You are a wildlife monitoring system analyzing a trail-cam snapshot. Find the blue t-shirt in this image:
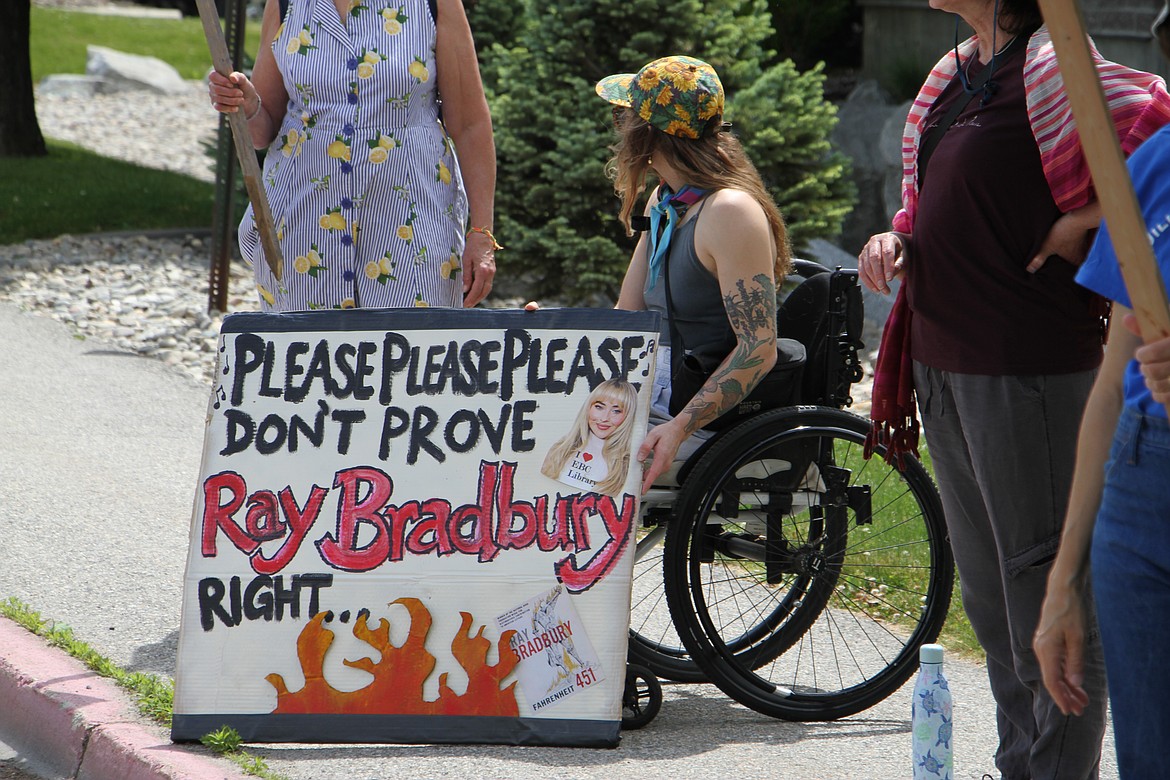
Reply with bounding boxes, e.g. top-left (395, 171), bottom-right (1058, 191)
top-left (1077, 124), bottom-right (1170, 419)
